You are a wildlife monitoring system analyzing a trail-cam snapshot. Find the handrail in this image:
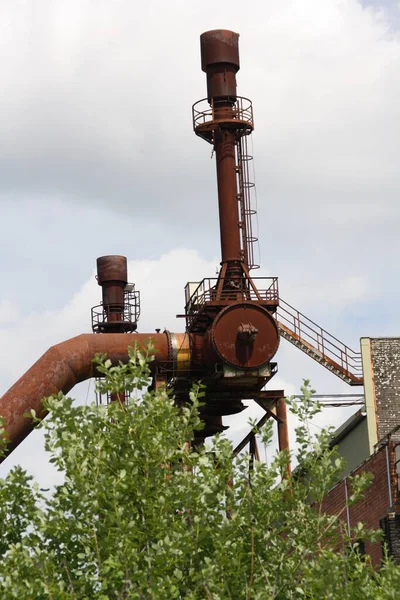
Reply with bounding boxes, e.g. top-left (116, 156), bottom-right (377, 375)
top-left (276, 298), bottom-right (362, 379)
top-left (192, 96), bottom-right (254, 137)
top-left (185, 277), bottom-right (278, 310)
top-left (184, 277), bottom-right (279, 329)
